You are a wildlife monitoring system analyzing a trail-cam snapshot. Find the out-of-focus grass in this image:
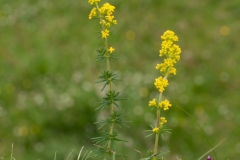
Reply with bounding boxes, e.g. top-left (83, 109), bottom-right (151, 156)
top-left (0, 0), bottom-right (240, 159)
